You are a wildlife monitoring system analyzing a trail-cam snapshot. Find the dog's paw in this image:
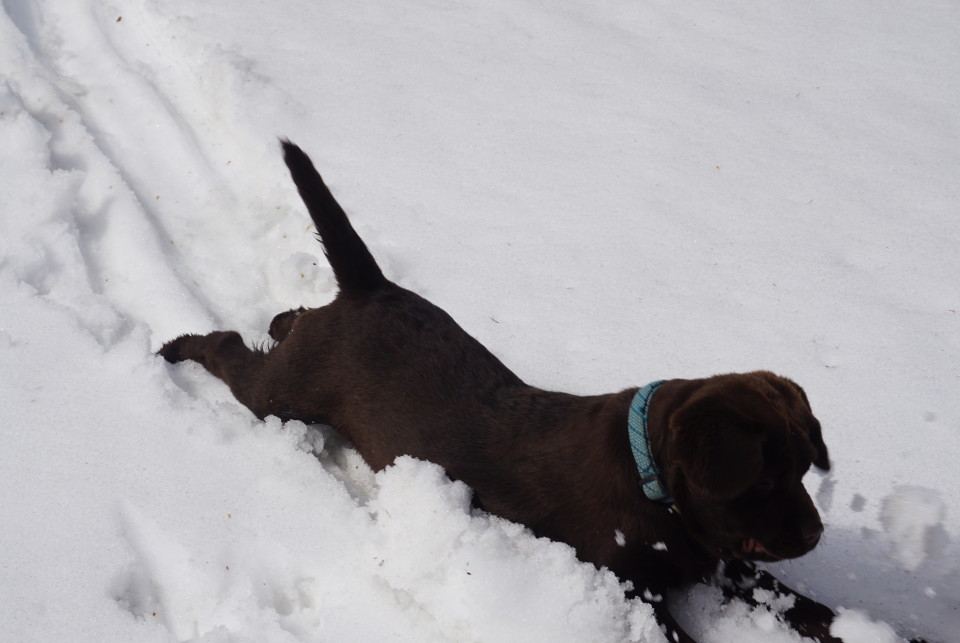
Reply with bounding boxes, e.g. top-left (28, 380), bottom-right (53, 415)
top-left (157, 334), bottom-right (197, 363)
